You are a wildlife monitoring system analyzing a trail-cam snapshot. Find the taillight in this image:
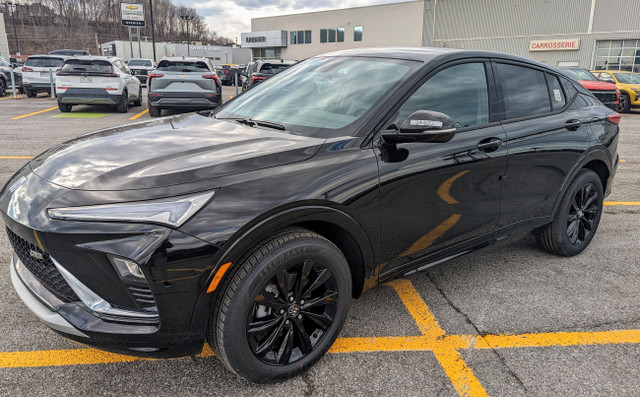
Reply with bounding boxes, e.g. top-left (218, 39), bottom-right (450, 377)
top-left (22, 67), bottom-right (33, 72)
top-left (615, 89), bottom-right (620, 104)
top-left (202, 74), bottom-right (220, 83)
top-left (252, 76), bottom-right (266, 84)
top-left (607, 113), bottom-right (621, 125)
top-left (225, 70), bottom-right (229, 75)
top-left (148, 73), bottom-right (164, 79)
